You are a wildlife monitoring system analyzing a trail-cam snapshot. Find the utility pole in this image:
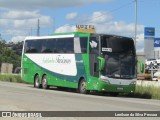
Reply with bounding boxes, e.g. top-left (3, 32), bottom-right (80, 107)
top-left (37, 19), bottom-right (40, 36)
top-left (134, 0), bottom-right (137, 47)
top-left (53, 17), bottom-right (55, 33)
